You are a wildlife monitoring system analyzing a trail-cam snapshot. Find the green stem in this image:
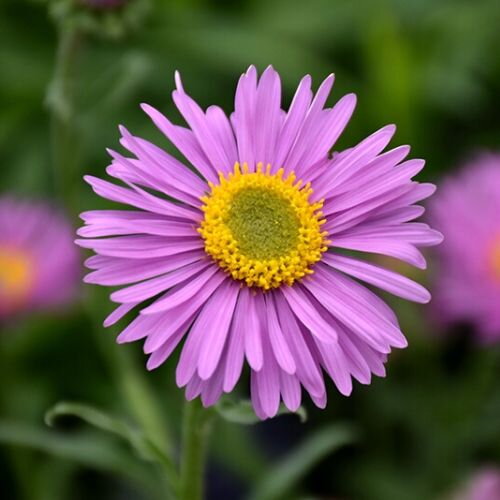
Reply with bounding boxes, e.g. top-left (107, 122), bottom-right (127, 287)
top-left (48, 23), bottom-right (82, 212)
top-left (179, 399), bottom-right (214, 500)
